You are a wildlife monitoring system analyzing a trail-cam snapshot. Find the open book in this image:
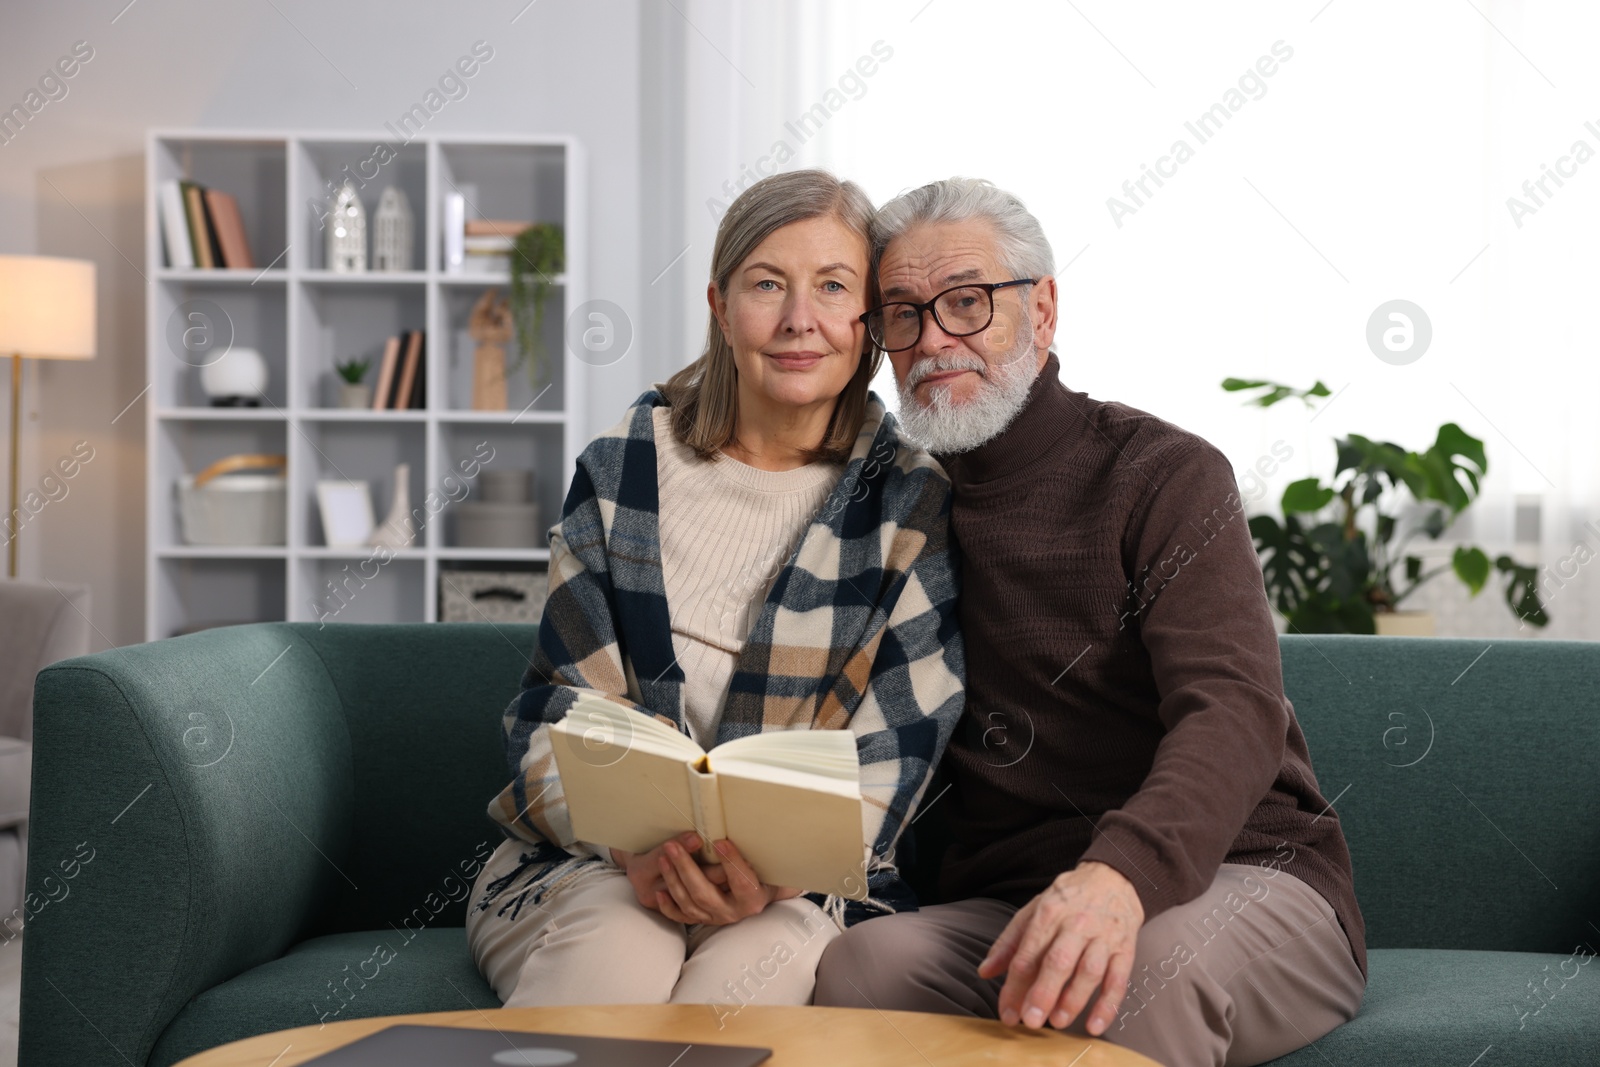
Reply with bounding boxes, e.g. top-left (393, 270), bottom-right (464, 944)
top-left (549, 693), bottom-right (867, 899)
